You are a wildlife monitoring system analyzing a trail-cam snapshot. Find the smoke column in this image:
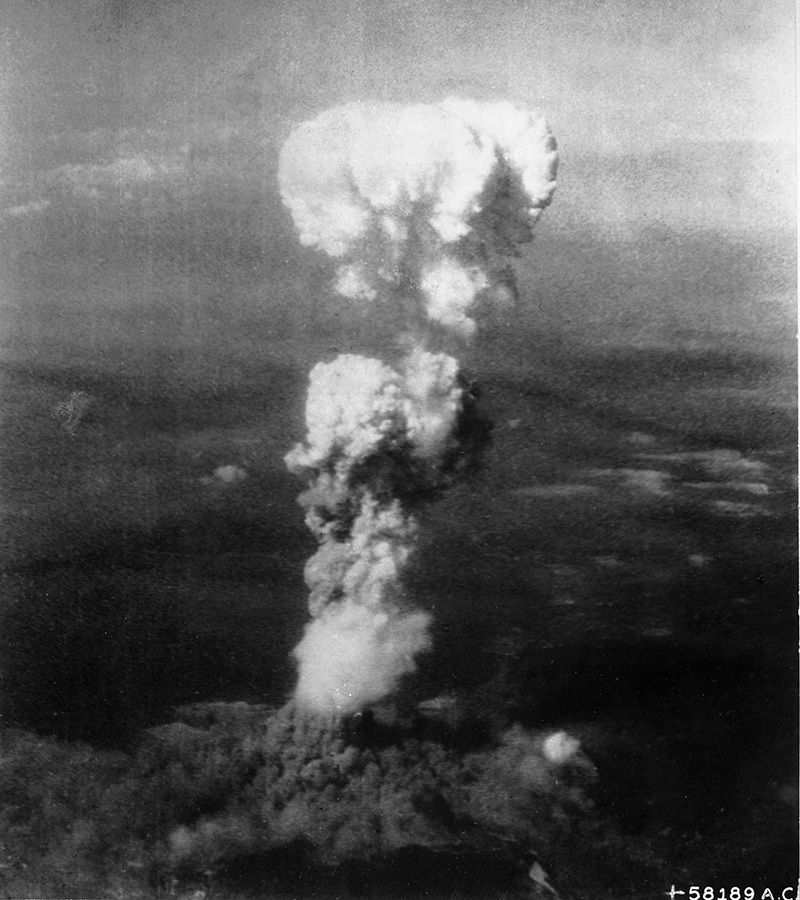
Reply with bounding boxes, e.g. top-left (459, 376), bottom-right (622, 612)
top-left (279, 99), bottom-right (557, 717)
